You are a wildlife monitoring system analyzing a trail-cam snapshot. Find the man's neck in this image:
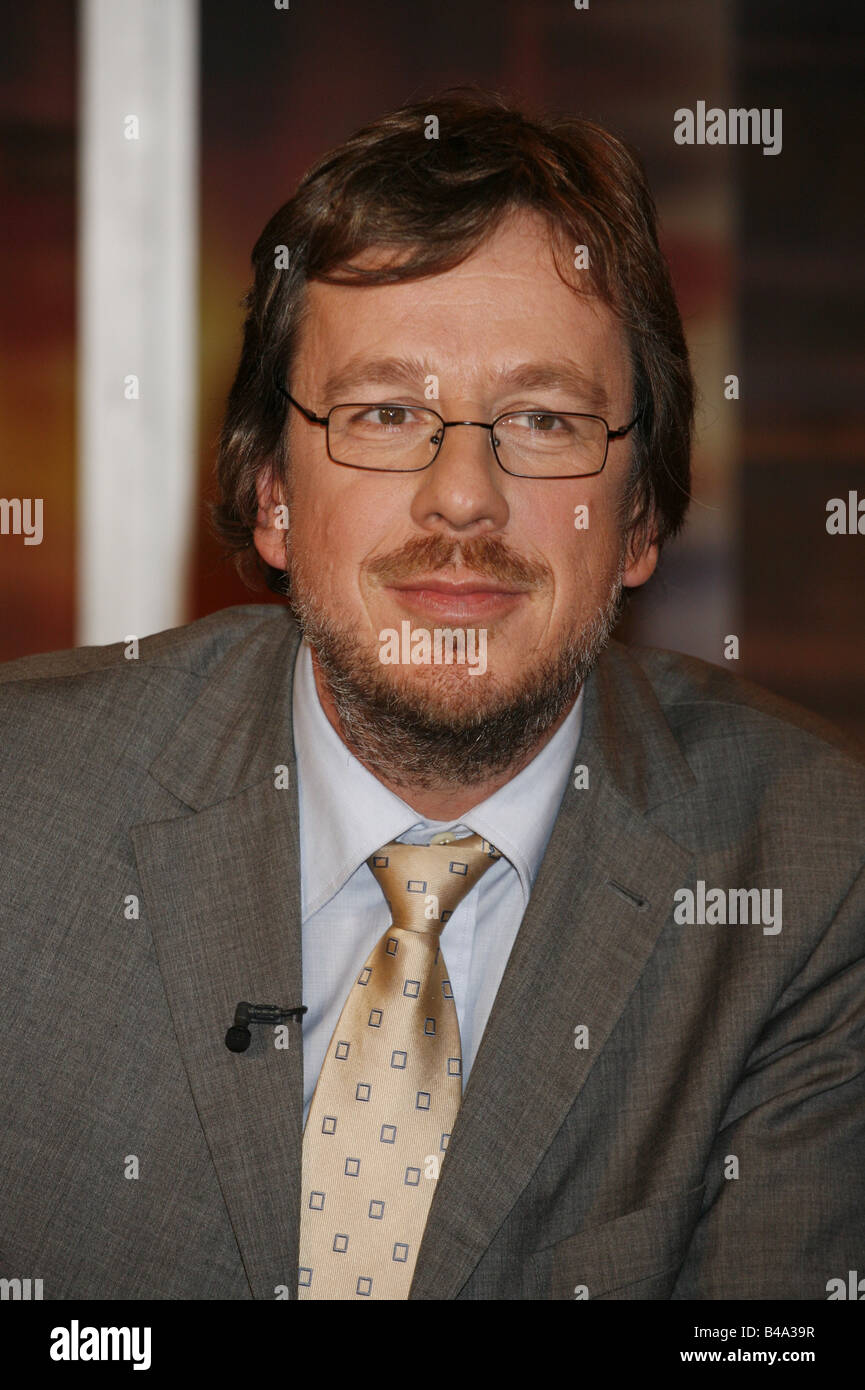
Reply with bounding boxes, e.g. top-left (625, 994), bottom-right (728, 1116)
top-left (310, 655), bottom-right (578, 820)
